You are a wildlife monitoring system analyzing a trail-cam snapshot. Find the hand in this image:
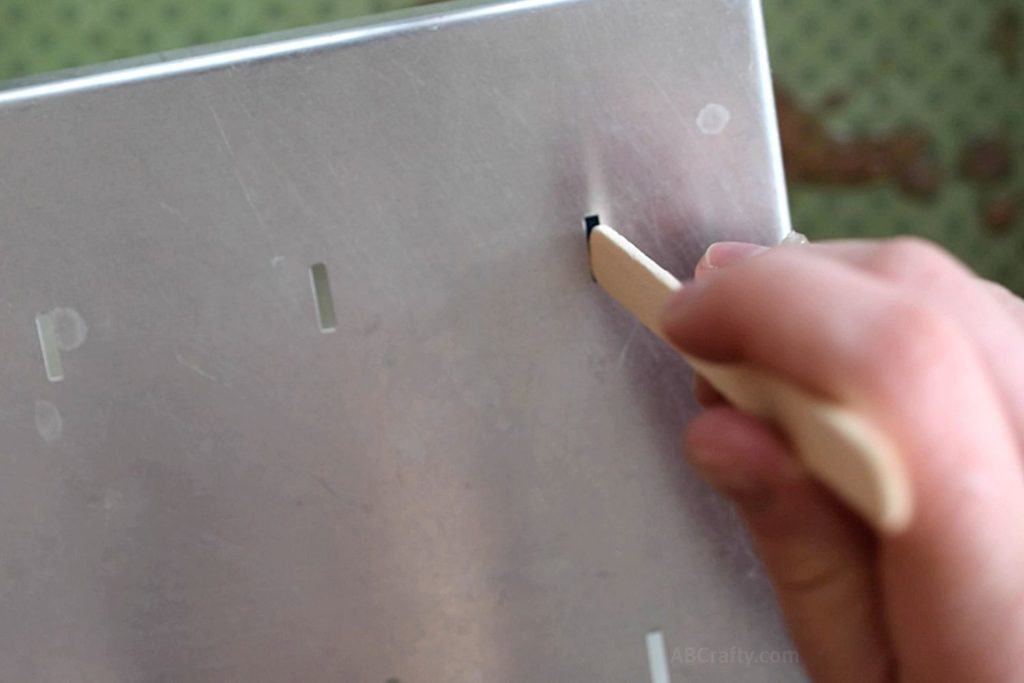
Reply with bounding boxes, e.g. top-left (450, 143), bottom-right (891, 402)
top-left (661, 237), bottom-right (1024, 682)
